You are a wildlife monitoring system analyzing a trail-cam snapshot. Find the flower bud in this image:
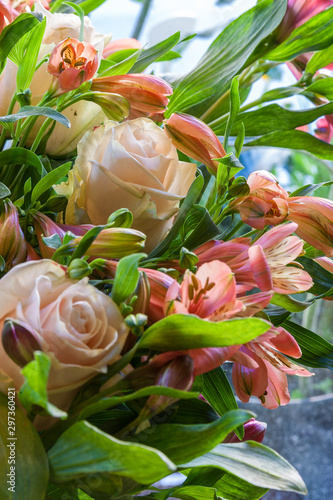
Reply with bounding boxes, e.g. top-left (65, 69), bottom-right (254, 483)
top-left (228, 176), bottom-right (250, 198)
top-left (2, 319), bottom-right (42, 368)
top-left (32, 212), bottom-right (66, 259)
top-left (0, 200), bottom-right (27, 270)
top-left (128, 271), bottom-right (151, 315)
top-left (164, 113), bottom-right (226, 173)
top-left (107, 208), bottom-right (133, 228)
top-left (16, 89), bottom-right (31, 107)
top-left (124, 313), bottom-right (148, 335)
top-left (68, 259), bottom-right (92, 279)
top-left (81, 91), bottom-right (130, 121)
top-left (179, 247), bottom-right (199, 270)
top-left (48, 38), bottom-right (99, 91)
top-left (224, 418), bottom-right (267, 444)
